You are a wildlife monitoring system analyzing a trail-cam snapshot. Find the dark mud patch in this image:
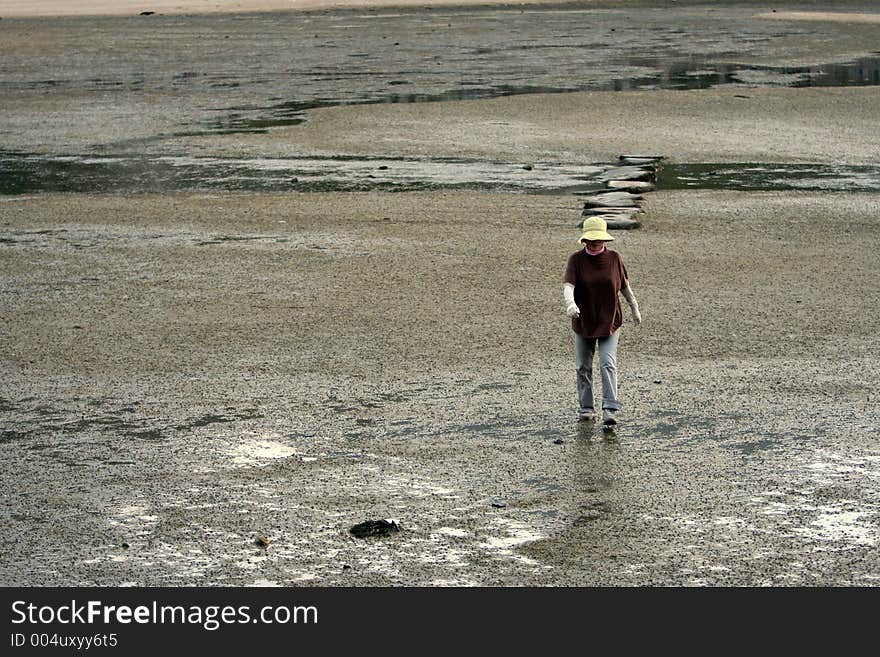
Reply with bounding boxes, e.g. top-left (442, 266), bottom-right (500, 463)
top-left (174, 409), bottom-right (263, 432)
top-left (725, 437), bottom-right (780, 455)
top-left (522, 476), bottom-right (565, 493)
top-left (125, 428), bottom-right (166, 442)
top-left (1, 429), bottom-right (30, 443)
